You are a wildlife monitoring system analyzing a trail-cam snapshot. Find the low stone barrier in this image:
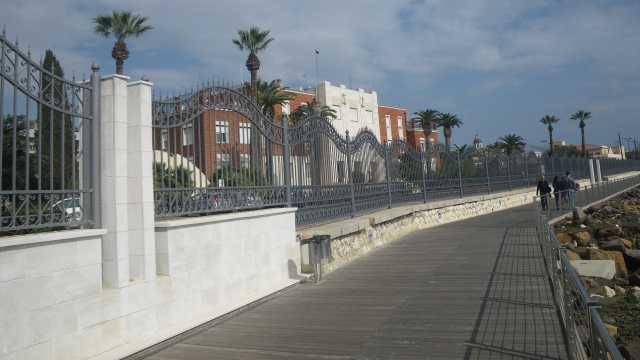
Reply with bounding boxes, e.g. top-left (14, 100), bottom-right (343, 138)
top-left (299, 172), bottom-right (639, 276)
